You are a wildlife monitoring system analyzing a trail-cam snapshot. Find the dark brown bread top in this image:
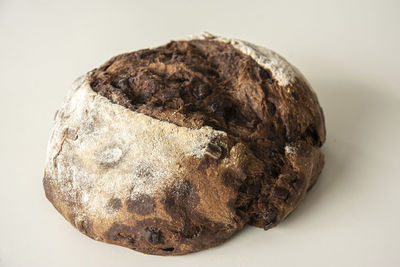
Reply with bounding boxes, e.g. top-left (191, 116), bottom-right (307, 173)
top-left (90, 40), bottom-right (276, 138)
